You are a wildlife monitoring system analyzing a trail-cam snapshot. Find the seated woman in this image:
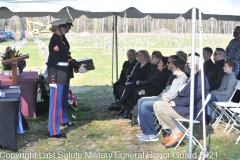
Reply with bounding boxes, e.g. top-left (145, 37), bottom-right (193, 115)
top-left (115, 50), bottom-right (156, 118)
top-left (206, 60), bottom-right (237, 124)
